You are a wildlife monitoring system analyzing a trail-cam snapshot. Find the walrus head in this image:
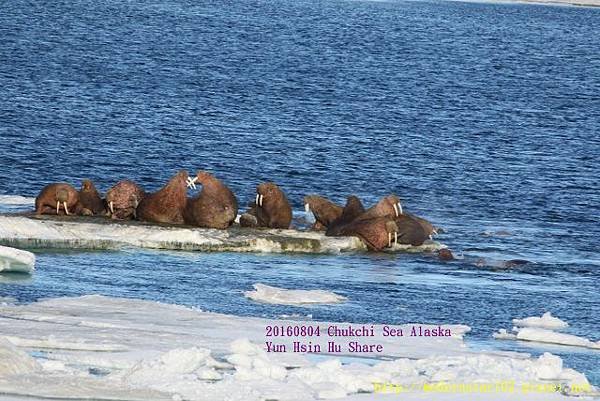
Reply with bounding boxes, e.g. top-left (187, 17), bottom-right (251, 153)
top-left (386, 220), bottom-right (399, 248)
top-left (81, 179), bottom-right (95, 191)
top-left (55, 188), bottom-right (71, 215)
top-left (186, 170), bottom-right (214, 189)
top-left (255, 182), bottom-right (282, 208)
top-left (382, 194), bottom-right (403, 218)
